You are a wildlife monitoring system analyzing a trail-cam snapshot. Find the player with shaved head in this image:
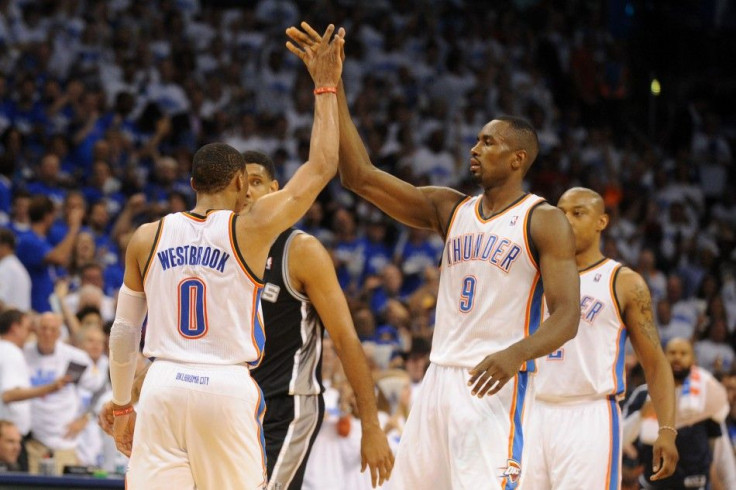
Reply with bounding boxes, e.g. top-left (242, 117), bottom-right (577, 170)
top-left (524, 187), bottom-right (679, 489)
top-left (289, 21), bottom-right (581, 487)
